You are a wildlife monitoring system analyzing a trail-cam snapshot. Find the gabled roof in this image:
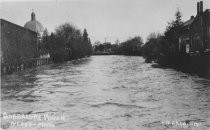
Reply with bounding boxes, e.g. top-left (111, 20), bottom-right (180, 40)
top-left (1, 18), bottom-right (37, 35)
top-left (182, 18), bottom-right (194, 27)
